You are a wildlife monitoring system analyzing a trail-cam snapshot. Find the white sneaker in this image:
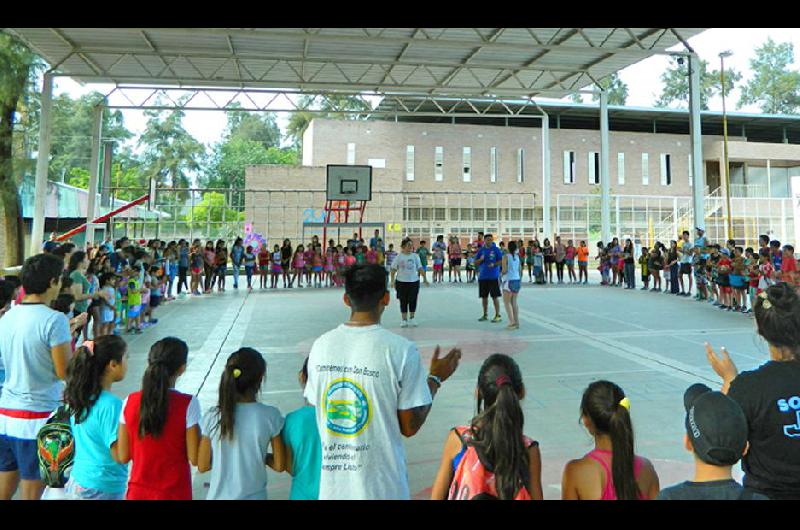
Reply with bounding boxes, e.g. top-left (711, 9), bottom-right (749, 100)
top-left (409, 318), bottom-right (418, 327)
top-left (401, 320), bottom-right (408, 328)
